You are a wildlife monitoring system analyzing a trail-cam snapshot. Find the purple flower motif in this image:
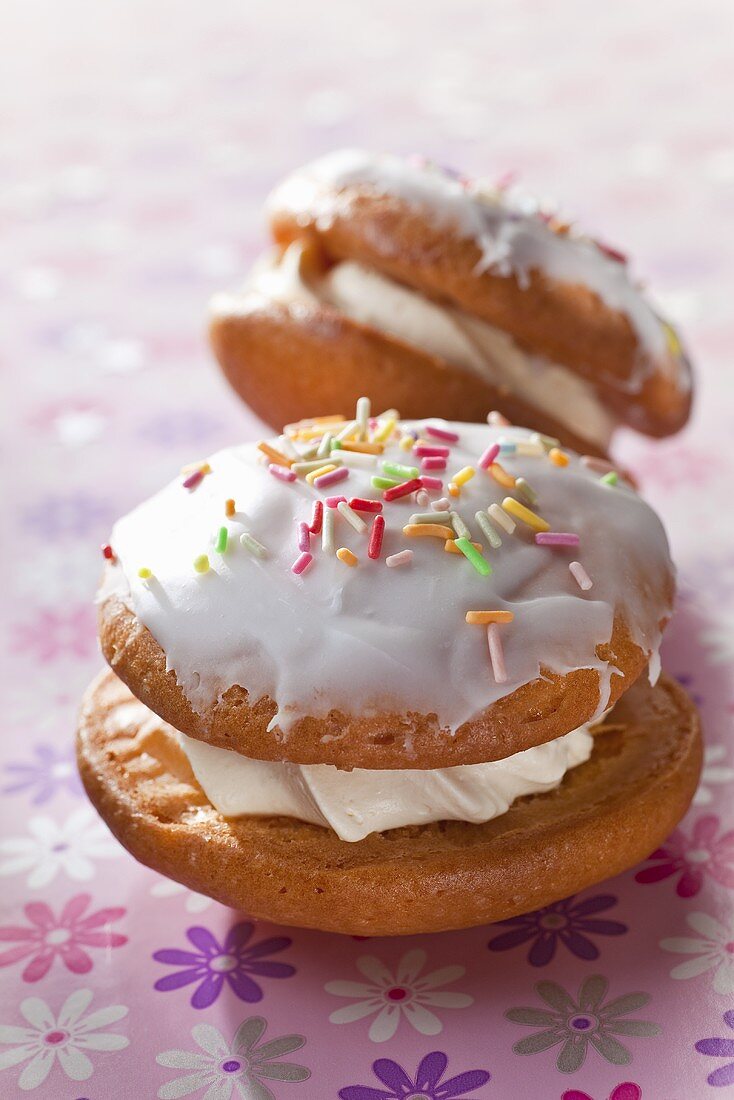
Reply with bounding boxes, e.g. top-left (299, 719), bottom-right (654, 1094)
top-left (696, 1009), bottom-right (734, 1087)
top-left (137, 409), bottom-right (223, 447)
top-left (339, 1050), bottom-right (490, 1100)
top-left (153, 921), bottom-right (295, 1009)
top-left (25, 493), bottom-right (113, 539)
top-left (13, 605), bottom-right (96, 663)
top-left (2, 743), bottom-right (82, 804)
top-left (487, 894), bottom-right (627, 967)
